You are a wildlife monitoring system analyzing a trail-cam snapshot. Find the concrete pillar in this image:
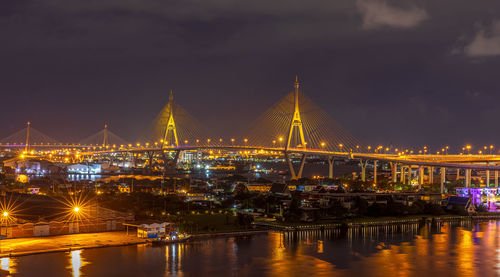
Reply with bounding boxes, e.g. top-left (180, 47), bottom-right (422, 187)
top-left (456, 168), bottom-right (460, 181)
top-left (418, 166), bottom-right (424, 189)
top-left (285, 152), bottom-right (296, 180)
top-left (496, 171), bottom-right (499, 187)
top-left (297, 154), bottom-right (307, 179)
top-left (440, 167), bottom-right (445, 194)
top-left (465, 169), bottom-right (471, 188)
top-left (391, 163), bottom-right (397, 183)
top-left (373, 160), bottom-right (377, 184)
top-left (486, 170), bottom-right (490, 187)
top-left (175, 150), bottom-right (183, 165)
top-left (429, 167), bottom-right (434, 184)
top-left (407, 166), bottom-right (412, 185)
top-left (327, 156), bottom-right (334, 179)
top-left (400, 165), bottom-right (405, 183)
top-left (360, 160), bottom-right (367, 182)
